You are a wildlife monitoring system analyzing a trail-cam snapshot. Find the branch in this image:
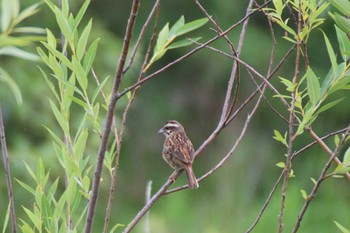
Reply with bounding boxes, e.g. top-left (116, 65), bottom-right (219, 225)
top-left (0, 104), bottom-right (17, 233)
top-left (306, 127), bottom-right (350, 181)
top-left (84, 1), bottom-right (140, 232)
top-left (292, 124), bottom-right (350, 233)
top-left (278, 2), bottom-right (303, 231)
